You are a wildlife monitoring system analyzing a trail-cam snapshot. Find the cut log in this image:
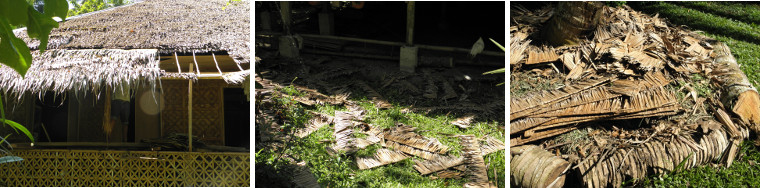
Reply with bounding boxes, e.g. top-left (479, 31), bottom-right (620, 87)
top-left (510, 145), bottom-right (569, 188)
top-left (709, 41), bottom-right (760, 133)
